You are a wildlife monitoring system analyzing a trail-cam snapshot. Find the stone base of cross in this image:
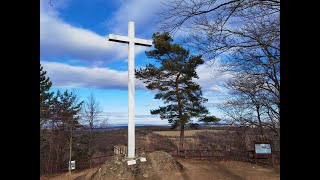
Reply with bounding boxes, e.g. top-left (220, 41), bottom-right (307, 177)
top-left (108, 21), bottom-right (152, 165)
